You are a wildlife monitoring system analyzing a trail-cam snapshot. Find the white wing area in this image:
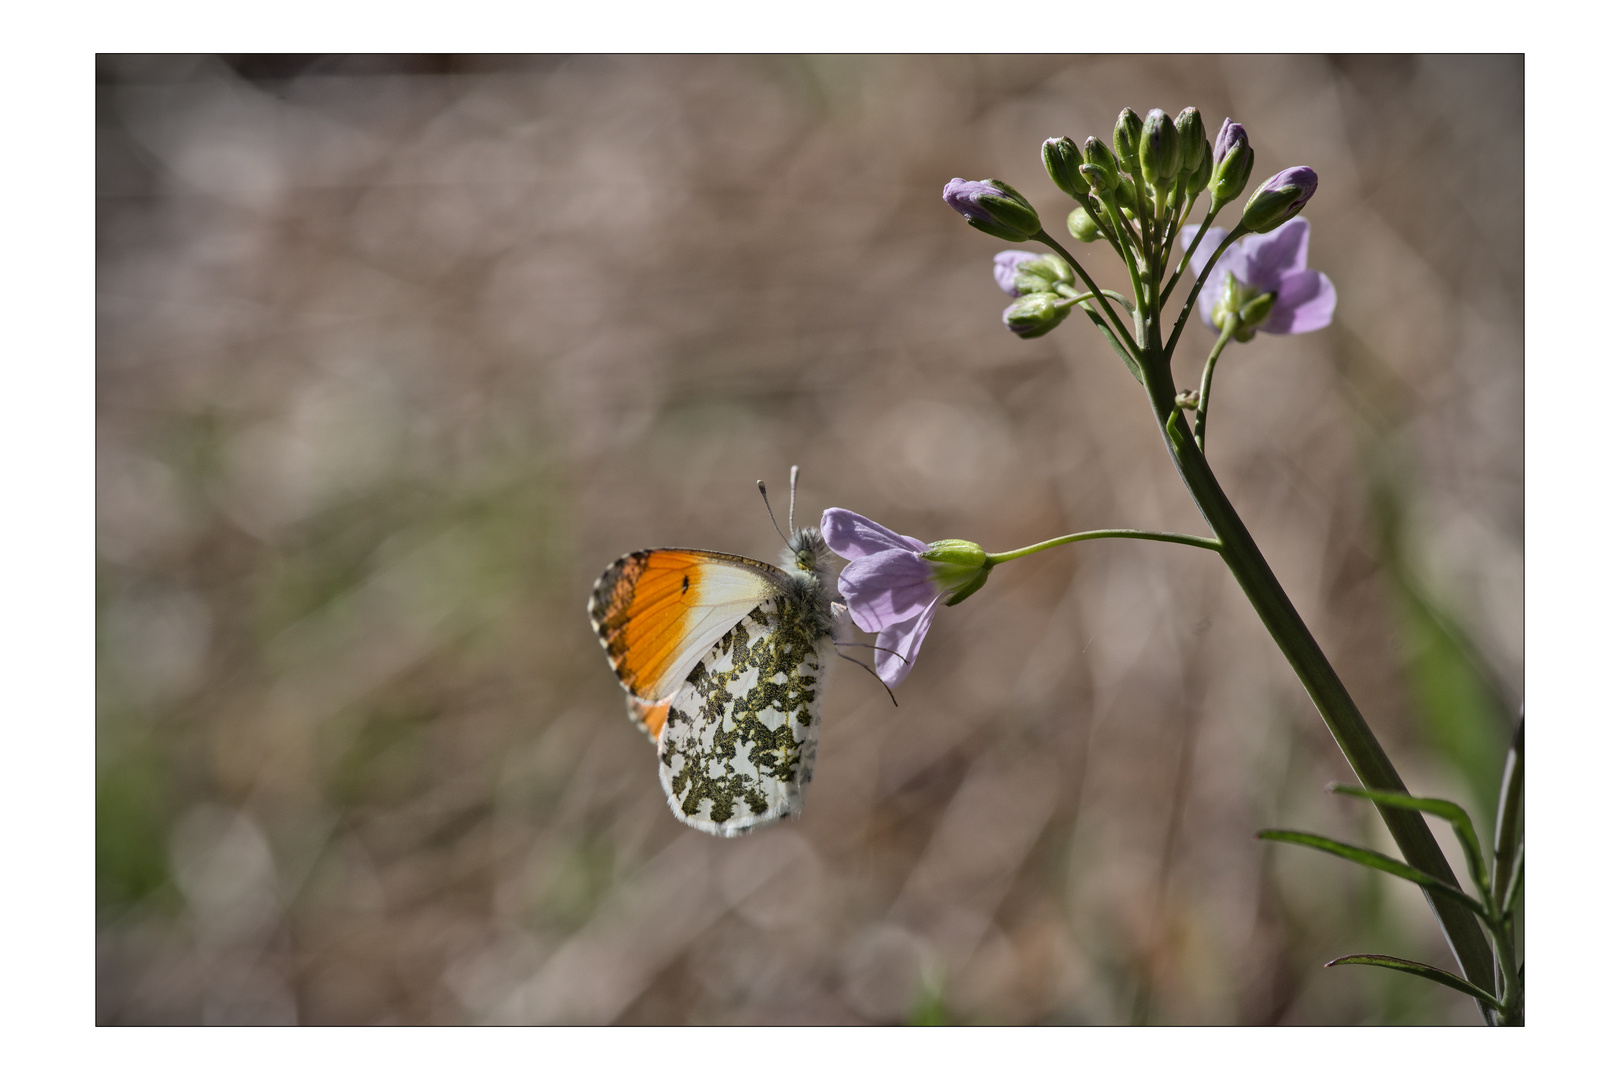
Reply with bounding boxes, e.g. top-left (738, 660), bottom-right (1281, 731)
top-left (657, 597), bottom-right (829, 837)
